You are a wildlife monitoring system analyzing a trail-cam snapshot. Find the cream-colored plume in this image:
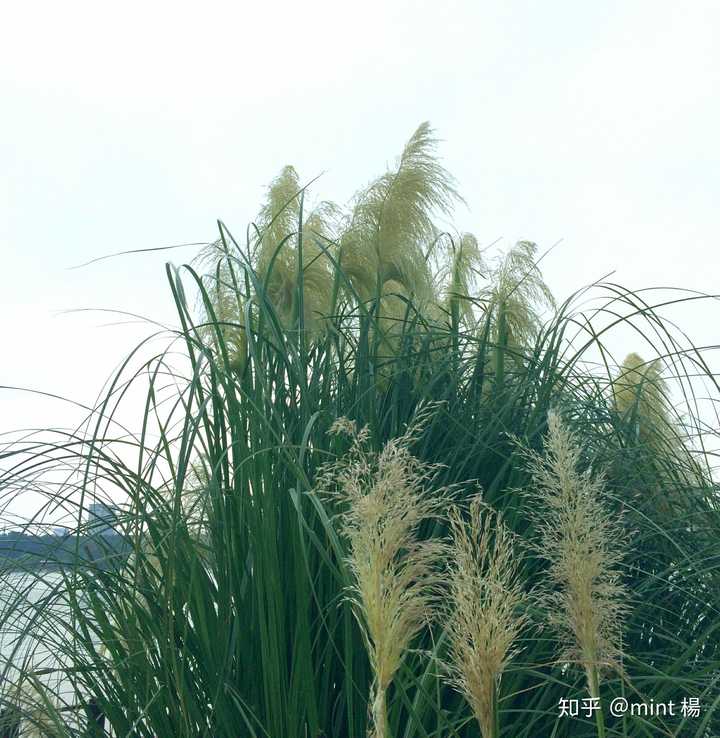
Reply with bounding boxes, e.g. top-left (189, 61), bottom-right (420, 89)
top-left (523, 411), bottom-right (629, 736)
top-left (315, 409), bottom-right (449, 738)
top-left (445, 499), bottom-right (527, 738)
